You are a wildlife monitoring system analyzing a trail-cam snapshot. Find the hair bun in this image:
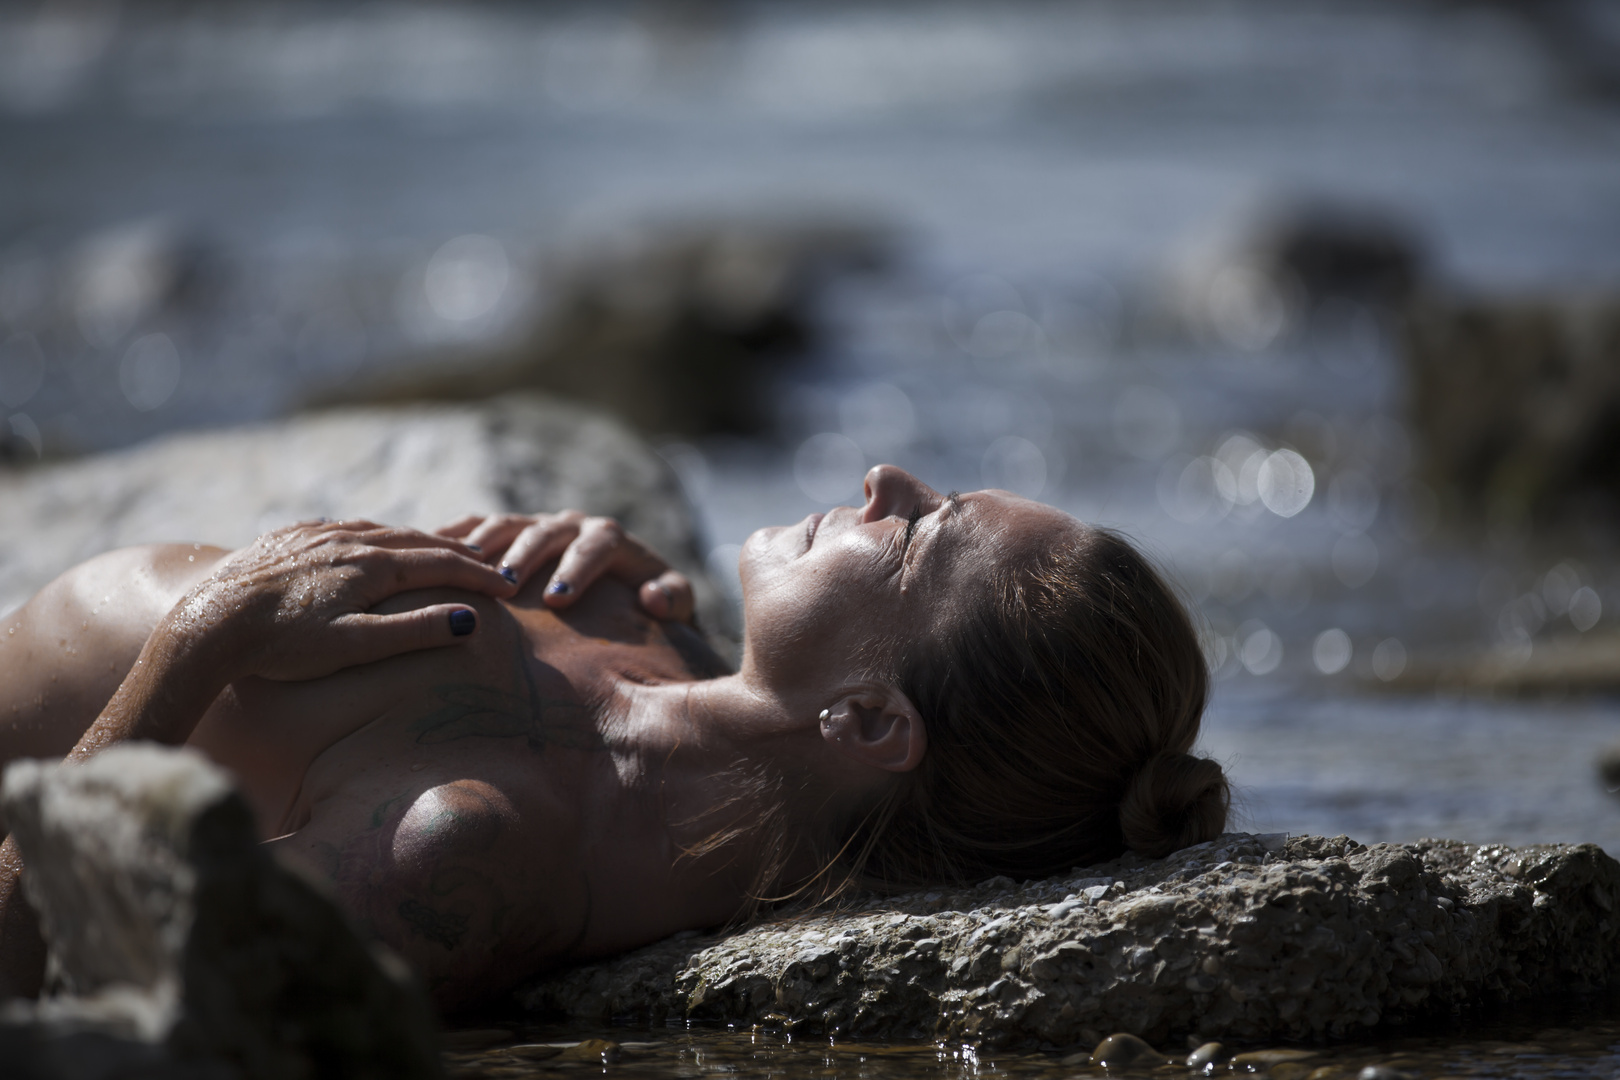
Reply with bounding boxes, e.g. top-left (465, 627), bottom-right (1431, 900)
top-left (1118, 751), bottom-right (1229, 859)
